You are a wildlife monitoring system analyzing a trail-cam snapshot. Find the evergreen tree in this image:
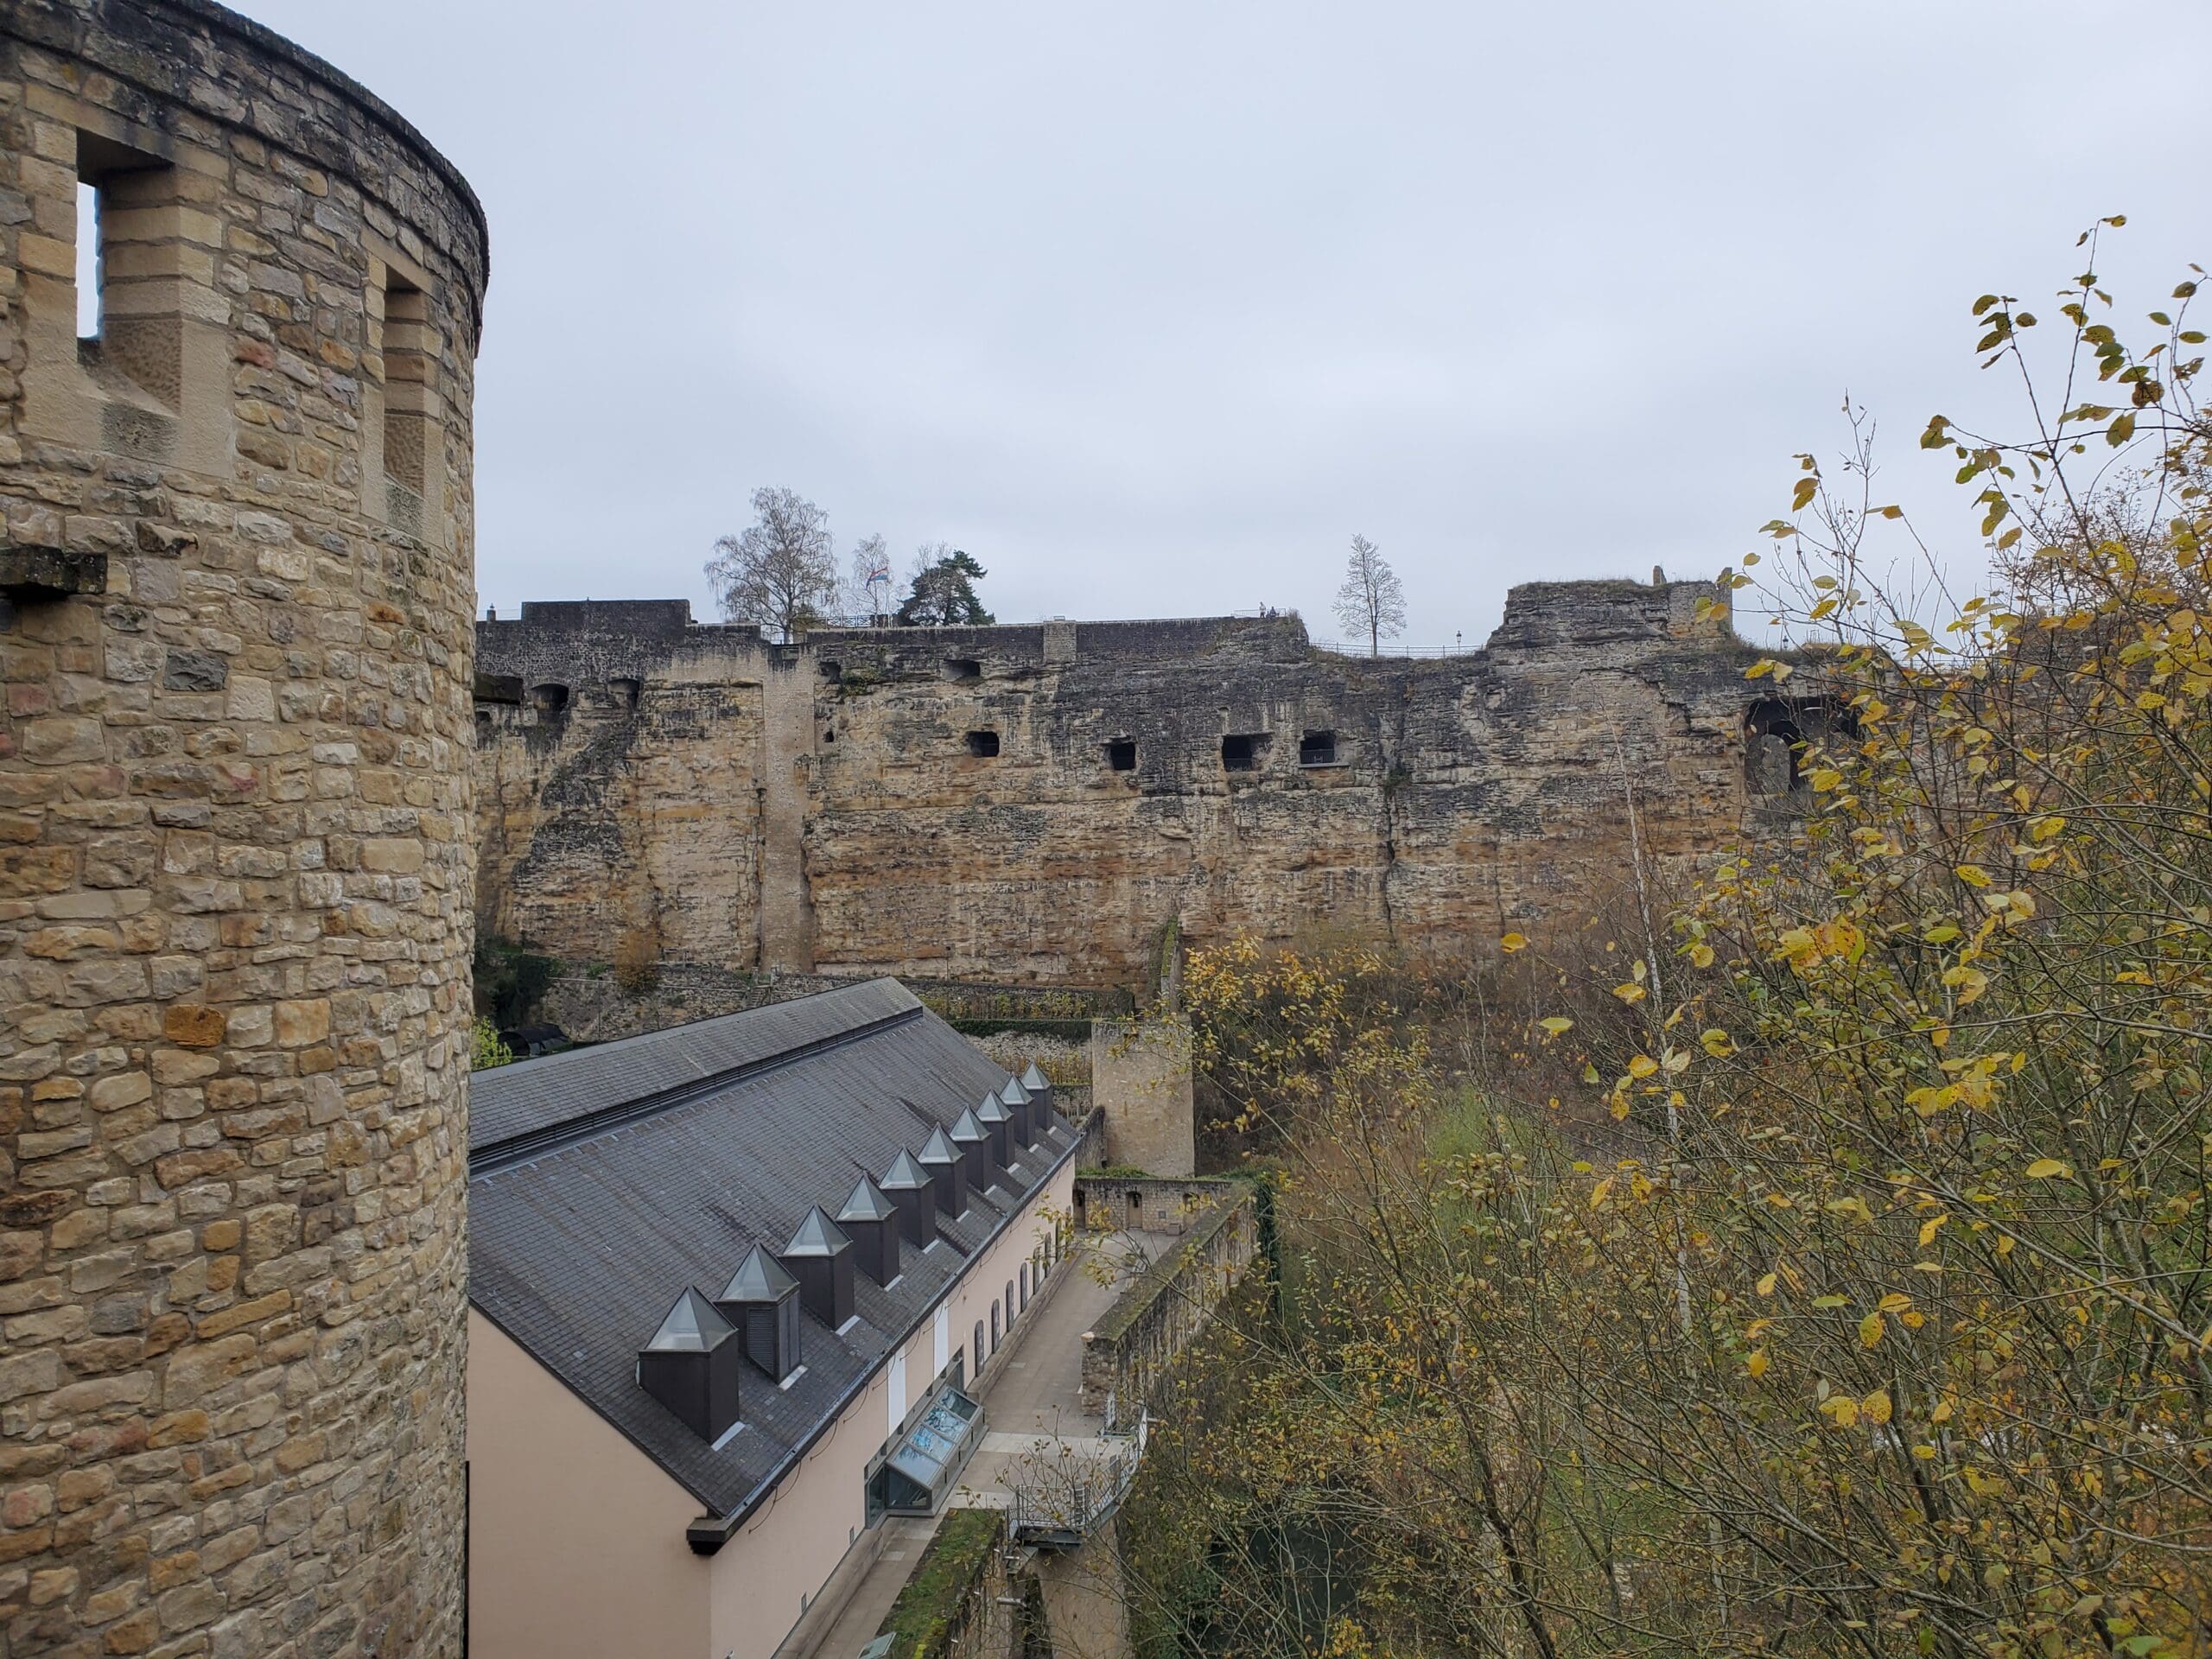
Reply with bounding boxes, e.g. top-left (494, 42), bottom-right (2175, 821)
top-left (893, 546), bottom-right (995, 626)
